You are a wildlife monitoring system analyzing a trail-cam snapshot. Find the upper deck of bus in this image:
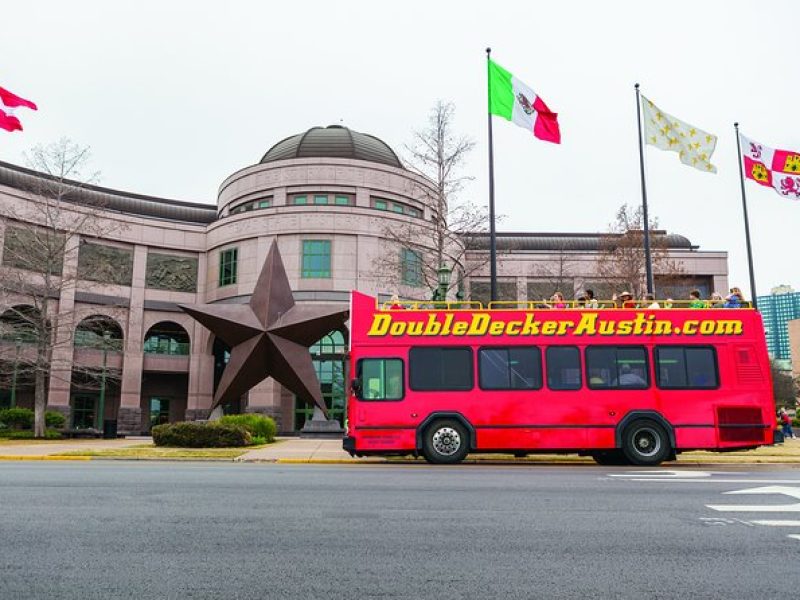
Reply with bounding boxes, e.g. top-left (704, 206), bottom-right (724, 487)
top-left (350, 291), bottom-right (764, 349)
